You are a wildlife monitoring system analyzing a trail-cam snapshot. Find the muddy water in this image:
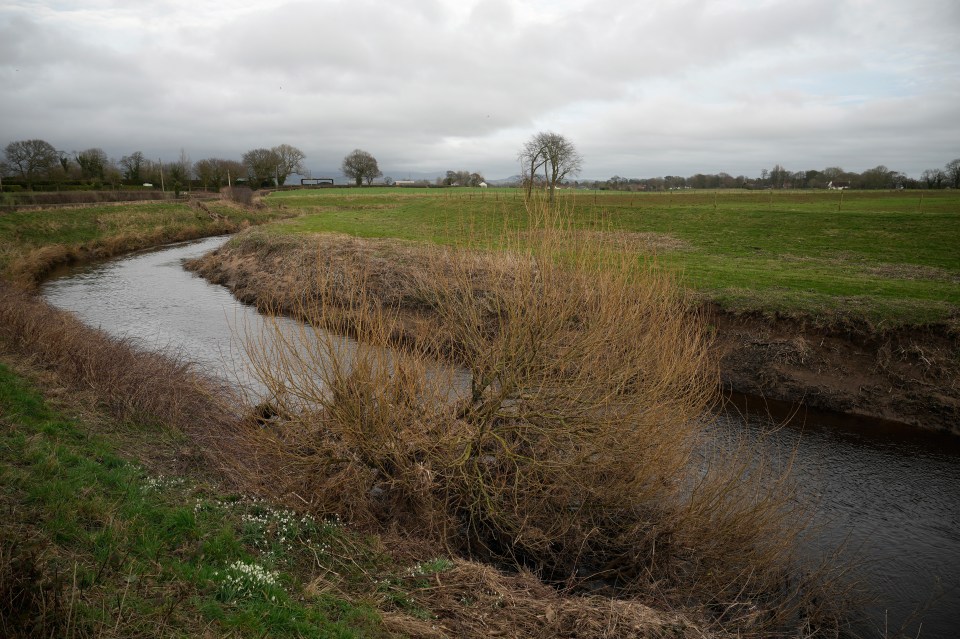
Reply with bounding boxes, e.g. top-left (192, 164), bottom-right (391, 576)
top-left (41, 237), bottom-right (960, 638)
